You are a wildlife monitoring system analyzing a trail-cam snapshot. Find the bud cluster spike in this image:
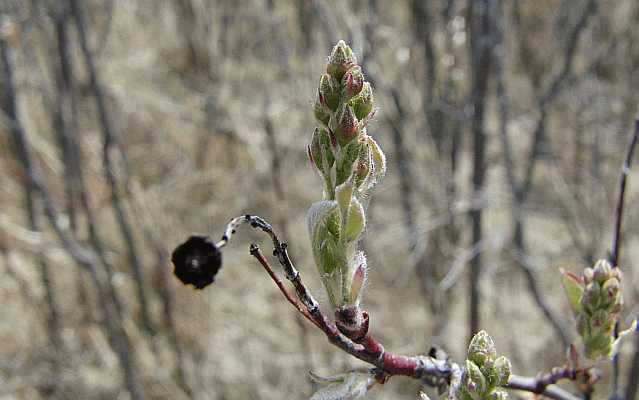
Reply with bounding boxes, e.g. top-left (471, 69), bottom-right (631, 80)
top-left (458, 331), bottom-right (511, 400)
top-left (306, 41), bottom-right (386, 339)
top-left (562, 259), bottom-right (623, 359)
